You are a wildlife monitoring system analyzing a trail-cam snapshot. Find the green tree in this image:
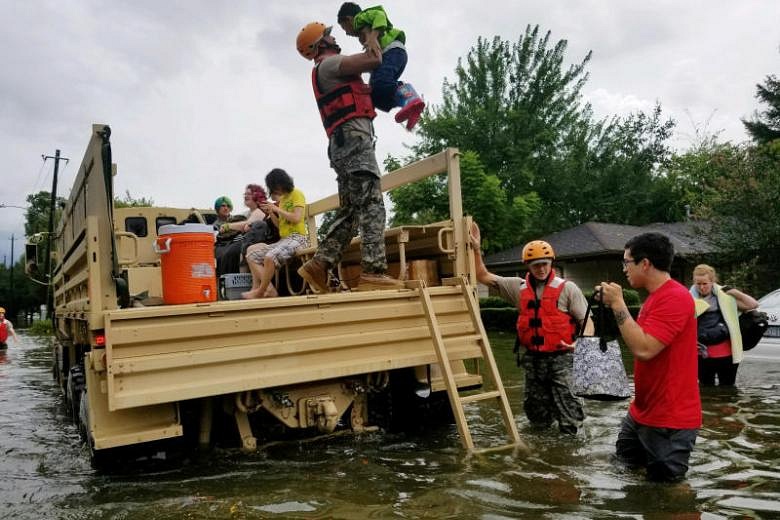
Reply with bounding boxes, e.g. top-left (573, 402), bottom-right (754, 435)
top-left (0, 258), bottom-right (45, 325)
top-left (394, 25), bottom-right (678, 242)
top-left (414, 26), bottom-right (593, 199)
top-left (114, 190), bottom-right (154, 208)
top-left (388, 151), bottom-right (540, 253)
top-left (657, 134), bottom-right (730, 221)
top-left (742, 72), bottom-right (780, 144)
top-left (23, 191), bottom-right (67, 236)
top-left (703, 141), bottom-right (780, 295)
